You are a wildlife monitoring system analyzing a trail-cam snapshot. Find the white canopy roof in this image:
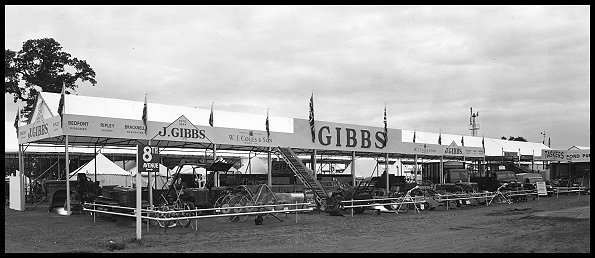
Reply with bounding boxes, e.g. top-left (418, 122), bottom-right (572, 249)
top-left (344, 157), bottom-right (400, 179)
top-left (69, 153), bottom-right (130, 178)
top-left (38, 92), bottom-right (294, 133)
top-left (237, 156), bottom-right (268, 174)
top-left (401, 130), bottom-right (550, 157)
